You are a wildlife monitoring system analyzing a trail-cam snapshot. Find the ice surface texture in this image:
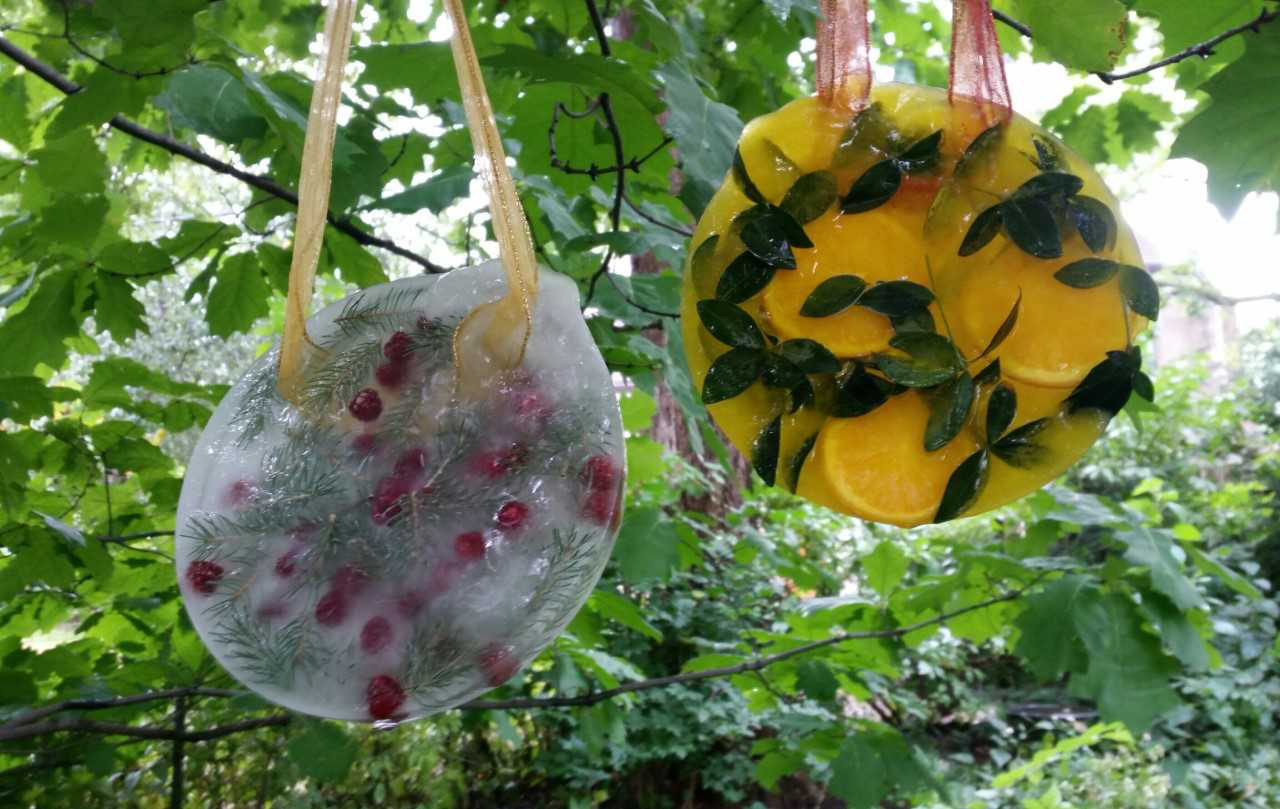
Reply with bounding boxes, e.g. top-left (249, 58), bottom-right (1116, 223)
top-left (175, 263), bottom-right (625, 721)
